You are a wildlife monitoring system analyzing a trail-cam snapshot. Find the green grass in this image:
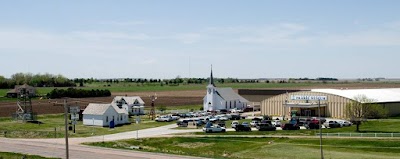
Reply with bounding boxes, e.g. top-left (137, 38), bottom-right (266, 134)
top-left (0, 152), bottom-right (59, 159)
top-left (86, 137), bottom-right (400, 159)
top-left (0, 114), bottom-right (173, 138)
